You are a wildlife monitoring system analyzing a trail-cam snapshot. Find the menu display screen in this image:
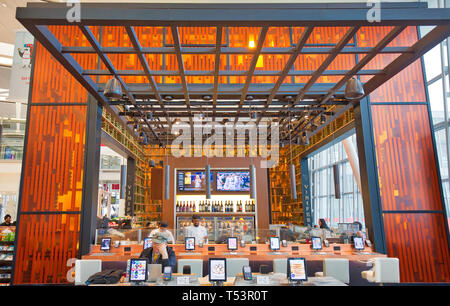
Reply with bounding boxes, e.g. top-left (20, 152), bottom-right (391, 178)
top-left (216, 171), bottom-right (250, 192)
top-left (209, 258), bottom-right (227, 282)
top-left (354, 237), bottom-right (365, 250)
top-left (129, 259), bottom-right (148, 282)
top-left (185, 237), bottom-right (196, 250)
top-left (177, 171), bottom-right (213, 192)
top-left (269, 237), bottom-right (280, 251)
top-left (143, 237), bottom-right (152, 250)
top-left (288, 258), bottom-right (307, 282)
top-left (227, 237), bottom-right (238, 251)
top-left (311, 237), bottom-right (322, 250)
top-left (100, 238), bottom-right (111, 251)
